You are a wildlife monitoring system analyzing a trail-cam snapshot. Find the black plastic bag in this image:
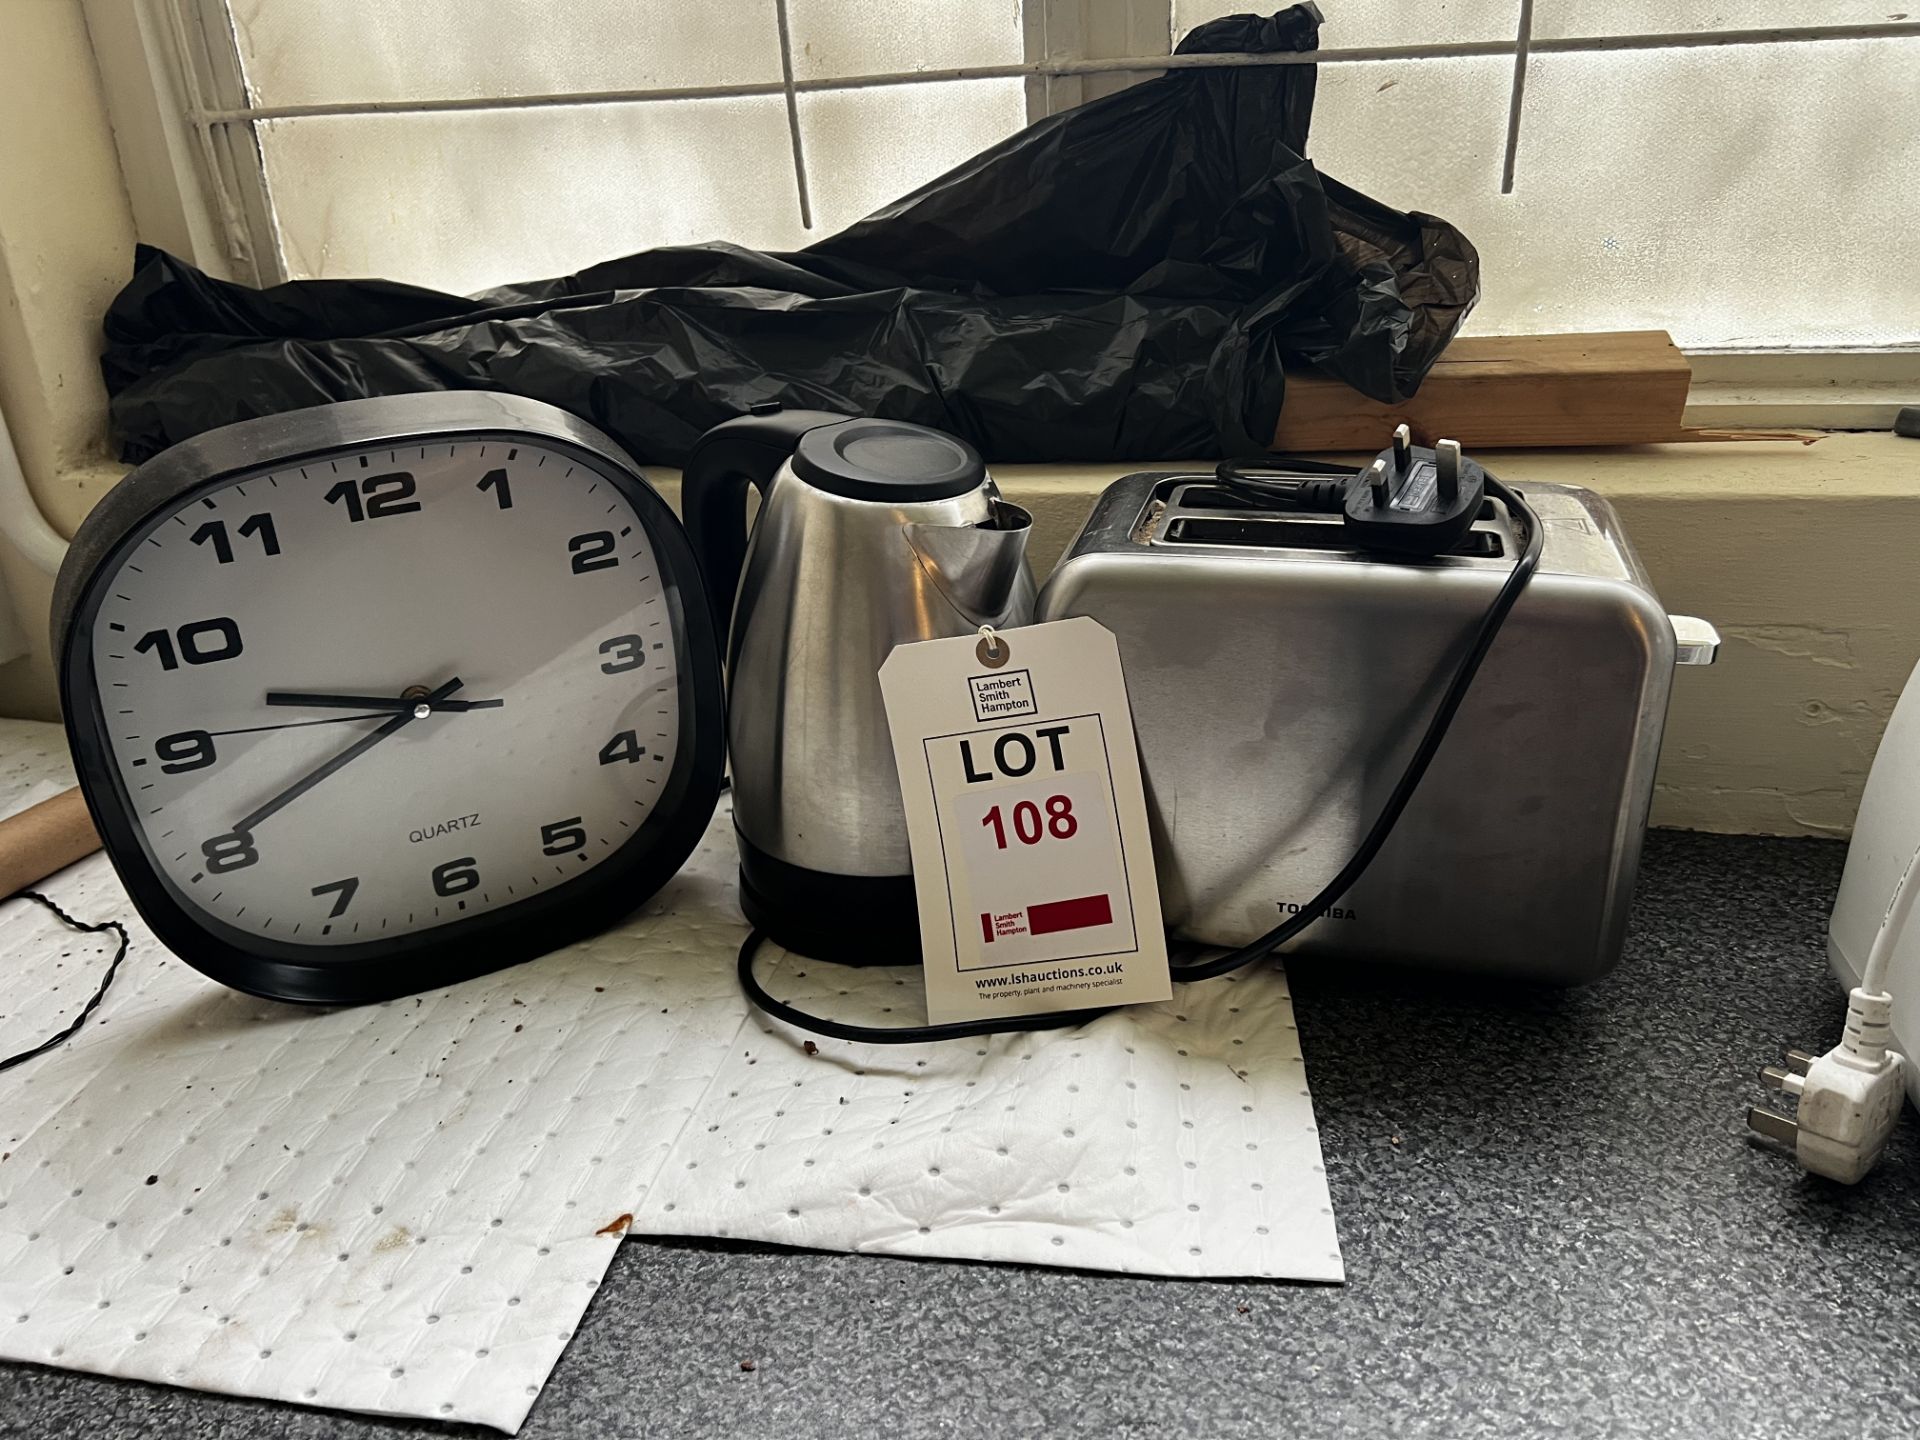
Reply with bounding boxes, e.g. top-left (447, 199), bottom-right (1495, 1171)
top-left (102, 6), bottom-right (1476, 467)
